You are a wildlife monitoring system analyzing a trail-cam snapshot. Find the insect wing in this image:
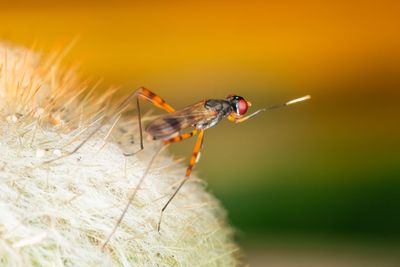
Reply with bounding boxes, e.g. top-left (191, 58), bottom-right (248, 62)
top-left (145, 101), bottom-right (215, 139)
